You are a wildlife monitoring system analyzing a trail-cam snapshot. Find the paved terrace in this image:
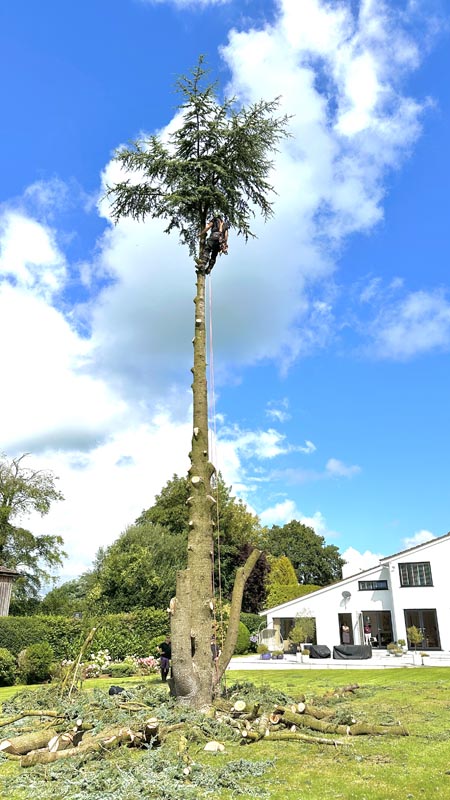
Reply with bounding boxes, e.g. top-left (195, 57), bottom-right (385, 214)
top-left (227, 650), bottom-right (450, 670)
